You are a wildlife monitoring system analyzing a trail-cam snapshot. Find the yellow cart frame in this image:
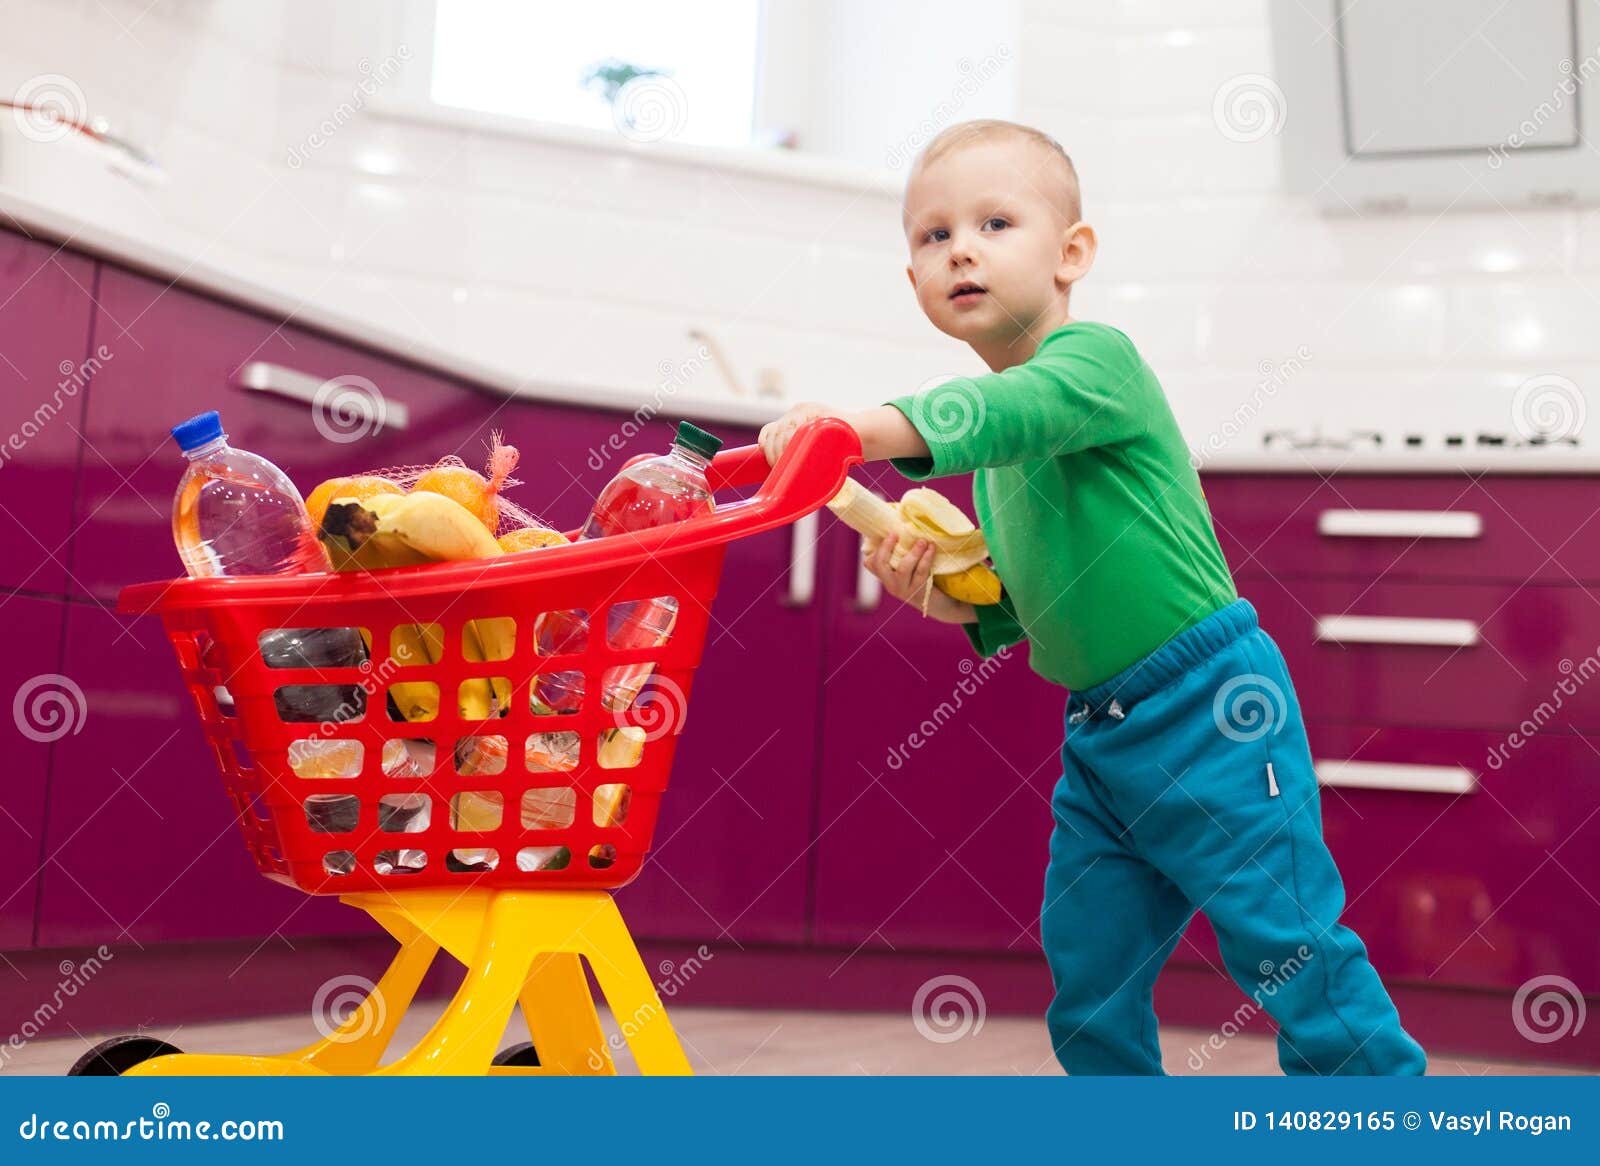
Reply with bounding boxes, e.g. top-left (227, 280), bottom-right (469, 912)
top-left (124, 889), bottom-right (691, 1076)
